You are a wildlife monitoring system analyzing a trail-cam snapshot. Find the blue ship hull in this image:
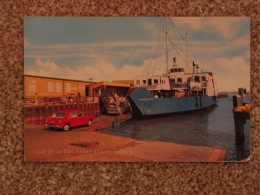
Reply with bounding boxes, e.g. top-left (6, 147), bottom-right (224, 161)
top-left (129, 88), bottom-right (218, 117)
